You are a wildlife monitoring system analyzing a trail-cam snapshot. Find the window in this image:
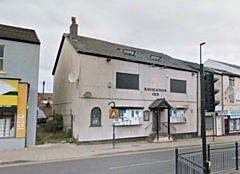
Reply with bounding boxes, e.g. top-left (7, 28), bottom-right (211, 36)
top-left (116, 72), bottom-right (139, 90)
top-left (0, 109), bottom-right (16, 138)
top-left (229, 76), bottom-right (235, 86)
top-left (121, 49), bottom-right (135, 56)
top-left (229, 94), bottom-right (234, 103)
top-left (0, 45), bottom-right (4, 71)
top-left (170, 79), bottom-right (186, 93)
top-left (205, 116), bottom-right (213, 129)
top-left (149, 55), bottom-right (161, 61)
top-left (90, 107), bottom-right (101, 126)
